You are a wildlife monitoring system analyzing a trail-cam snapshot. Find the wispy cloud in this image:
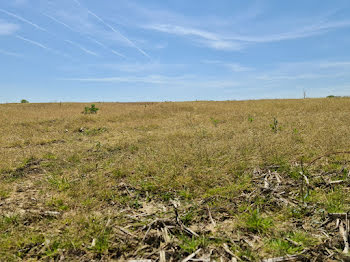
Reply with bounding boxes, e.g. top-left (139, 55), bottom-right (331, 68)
top-left (16, 35), bottom-right (49, 50)
top-left (148, 24), bottom-right (218, 41)
top-left (256, 73), bottom-right (346, 81)
top-left (144, 17), bottom-right (350, 50)
top-left (43, 13), bottom-right (125, 58)
top-left (77, 61), bottom-right (185, 73)
top-left (0, 20), bottom-right (19, 35)
top-left (226, 63), bottom-right (253, 72)
top-left (87, 37), bottom-right (125, 58)
top-left (88, 10), bottom-right (150, 58)
top-left (72, 0), bottom-right (82, 7)
top-left (42, 13), bottom-right (77, 32)
top-left (225, 20), bottom-right (350, 43)
top-left (60, 74), bottom-right (242, 89)
top-left (145, 24), bottom-right (242, 51)
top-left (65, 40), bottom-right (99, 57)
top-left (59, 57), bottom-right (350, 98)
top-left (255, 60), bottom-right (350, 81)
top-left (16, 35), bottom-right (71, 58)
top-left (42, 13), bottom-right (122, 58)
top-left (0, 8), bottom-right (47, 32)
top-left (73, 0), bottom-right (150, 58)
top-left (319, 61), bottom-right (350, 68)
top-left (0, 48), bottom-right (22, 57)
top-left (0, 11), bottom-right (84, 59)
top-left (61, 75), bottom-right (191, 84)
top-left (203, 60), bottom-right (252, 72)
top-left (63, 58), bottom-right (350, 87)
